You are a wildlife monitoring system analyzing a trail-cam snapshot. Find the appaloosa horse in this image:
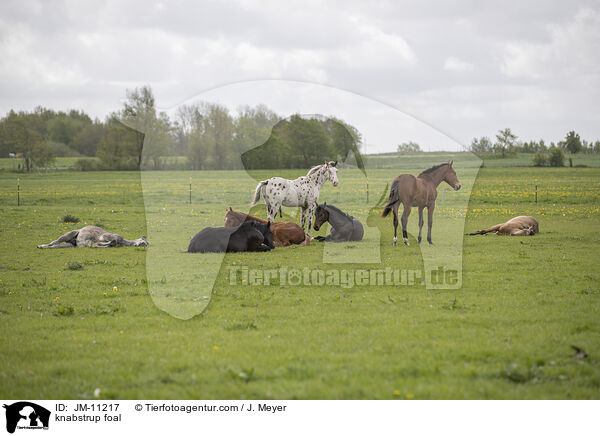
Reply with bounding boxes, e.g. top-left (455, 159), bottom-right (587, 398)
top-left (251, 161), bottom-right (339, 240)
top-left (382, 161), bottom-right (461, 246)
top-left (224, 208), bottom-right (306, 247)
top-left (312, 203), bottom-right (364, 242)
top-left (38, 226), bottom-right (148, 248)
